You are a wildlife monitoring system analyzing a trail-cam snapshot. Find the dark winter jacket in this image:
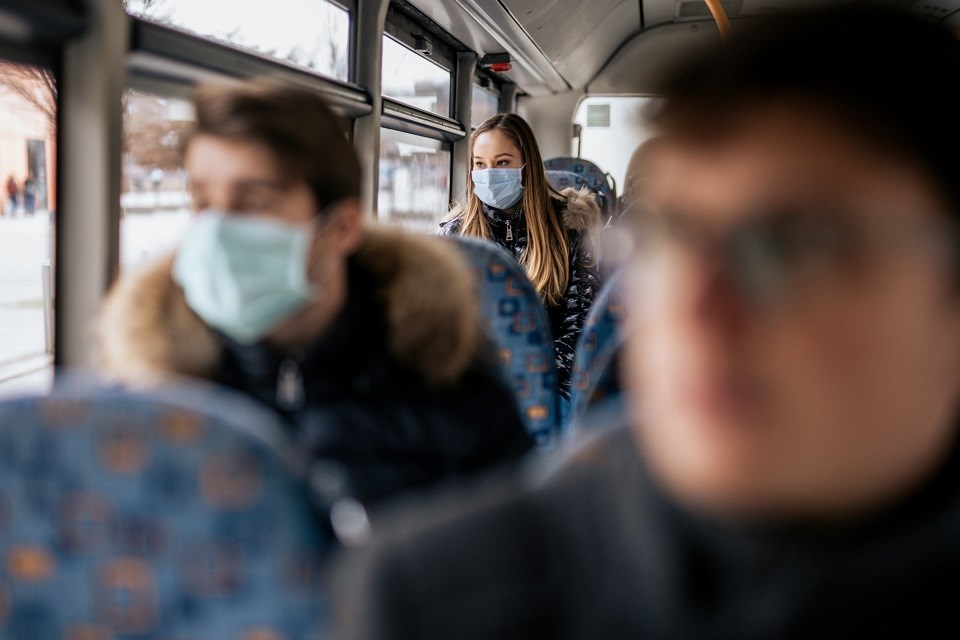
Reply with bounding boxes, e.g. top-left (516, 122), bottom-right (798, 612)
top-left (97, 227), bottom-right (532, 507)
top-left (336, 419), bottom-right (960, 639)
top-left (440, 187), bottom-right (602, 398)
